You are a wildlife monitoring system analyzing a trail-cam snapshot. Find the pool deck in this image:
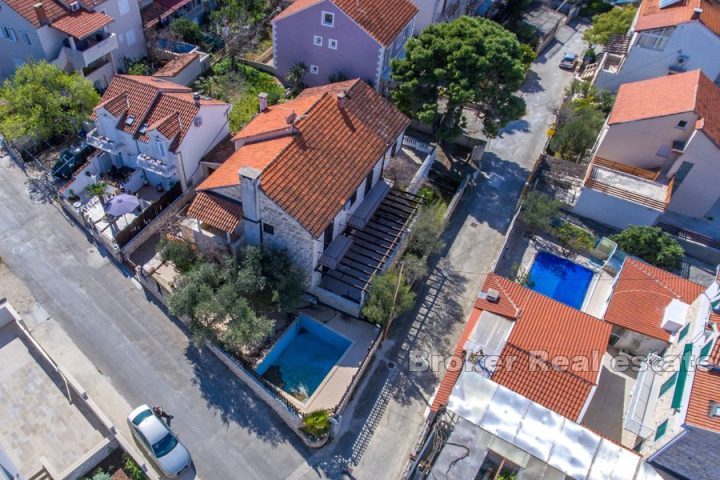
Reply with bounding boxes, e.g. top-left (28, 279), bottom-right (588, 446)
top-left (279, 306), bottom-right (379, 414)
